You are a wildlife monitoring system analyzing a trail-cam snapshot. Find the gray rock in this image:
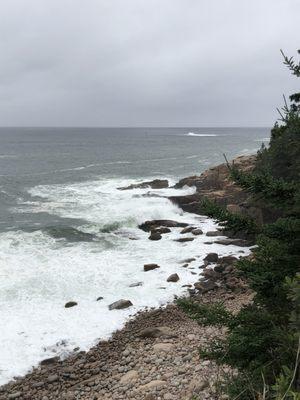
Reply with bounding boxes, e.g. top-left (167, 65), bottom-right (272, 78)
top-left (8, 393), bottom-right (22, 400)
top-left (47, 374), bottom-right (59, 383)
top-left (108, 299), bottom-right (133, 310)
